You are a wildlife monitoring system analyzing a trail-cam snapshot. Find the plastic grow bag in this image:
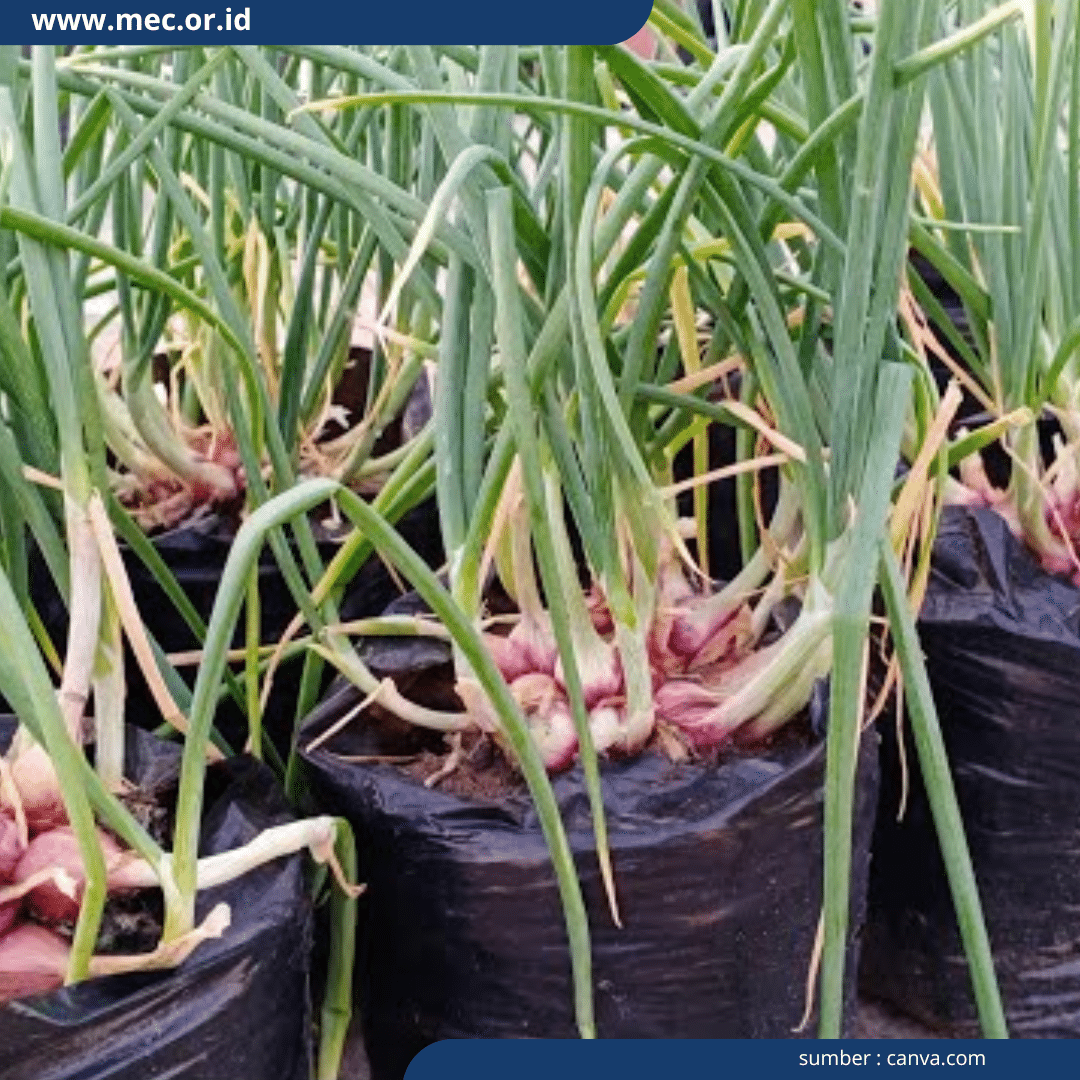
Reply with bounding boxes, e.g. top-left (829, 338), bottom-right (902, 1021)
top-left (298, 651), bottom-right (878, 1079)
top-left (860, 505), bottom-right (1080, 1037)
top-left (0, 720), bottom-right (313, 1080)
